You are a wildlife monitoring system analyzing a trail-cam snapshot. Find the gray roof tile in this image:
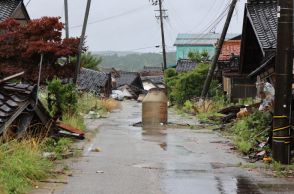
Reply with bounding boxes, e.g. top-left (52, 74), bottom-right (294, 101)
top-left (0, 82), bottom-right (36, 133)
top-left (176, 60), bottom-right (197, 73)
top-left (0, 0), bottom-right (21, 21)
top-left (246, 0), bottom-right (278, 50)
top-left (116, 72), bottom-right (140, 88)
top-left (77, 68), bottom-right (110, 94)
